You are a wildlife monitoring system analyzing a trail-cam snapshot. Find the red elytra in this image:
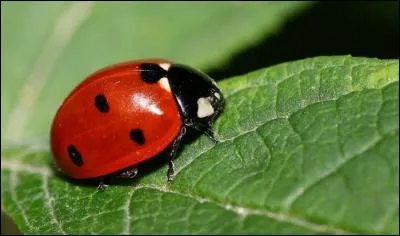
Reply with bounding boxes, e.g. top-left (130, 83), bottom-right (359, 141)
top-left (50, 59), bottom-right (224, 183)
